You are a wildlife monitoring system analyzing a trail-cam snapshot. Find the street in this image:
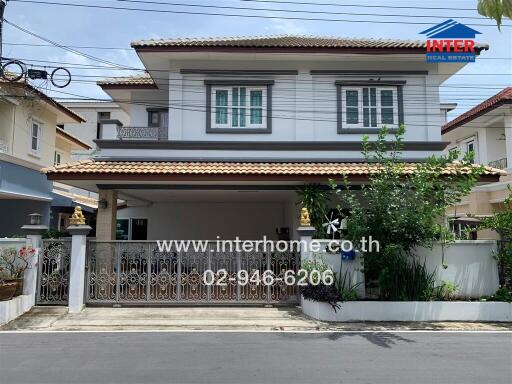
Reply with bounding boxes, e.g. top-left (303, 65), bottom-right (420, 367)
top-left (0, 331), bottom-right (511, 384)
